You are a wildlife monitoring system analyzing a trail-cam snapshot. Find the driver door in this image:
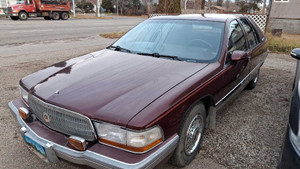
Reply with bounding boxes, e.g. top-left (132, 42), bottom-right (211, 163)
top-left (24, 0), bottom-right (36, 13)
top-left (215, 20), bottom-right (251, 105)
